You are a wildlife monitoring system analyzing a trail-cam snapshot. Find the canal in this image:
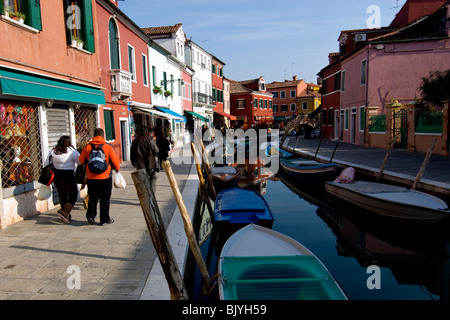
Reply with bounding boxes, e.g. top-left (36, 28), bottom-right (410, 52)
top-left (184, 161), bottom-right (450, 300)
